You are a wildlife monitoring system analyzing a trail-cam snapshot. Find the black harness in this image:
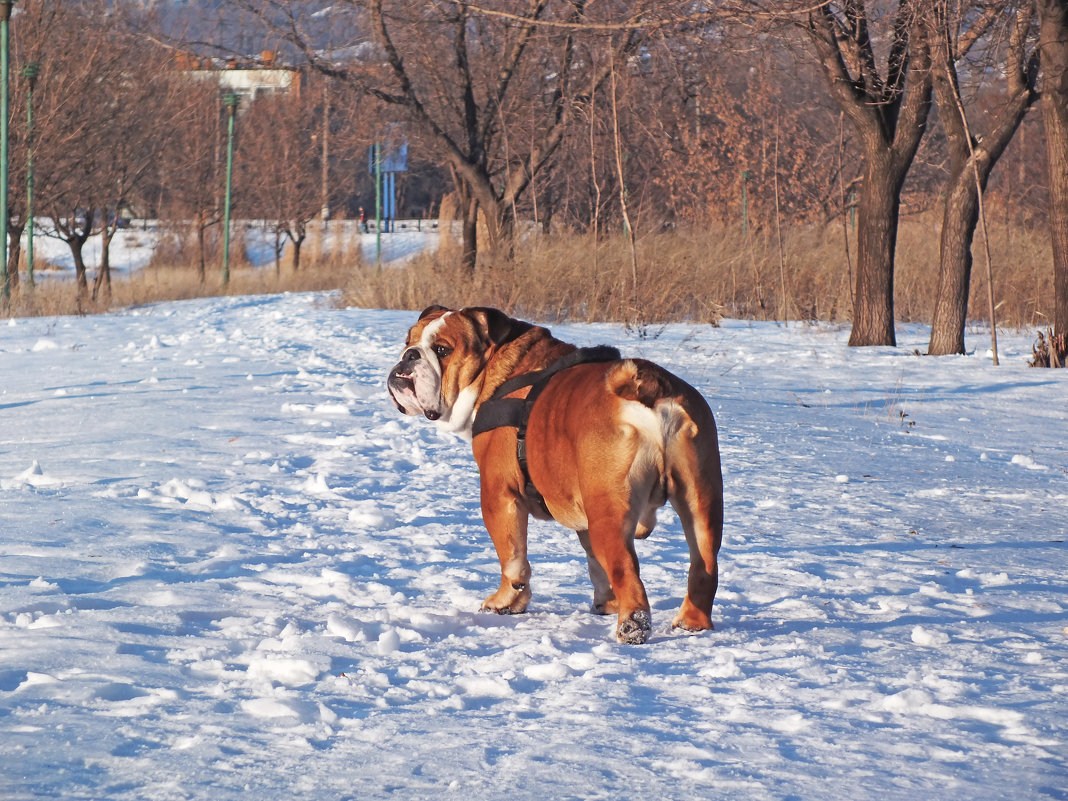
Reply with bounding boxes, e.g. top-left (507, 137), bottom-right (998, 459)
top-left (471, 346), bottom-right (621, 519)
